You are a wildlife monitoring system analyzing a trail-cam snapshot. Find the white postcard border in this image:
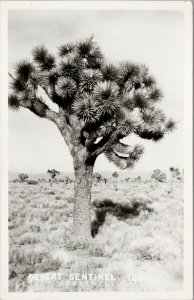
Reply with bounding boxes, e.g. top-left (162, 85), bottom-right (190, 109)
top-left (0, 1), bottom-right (193, 300)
